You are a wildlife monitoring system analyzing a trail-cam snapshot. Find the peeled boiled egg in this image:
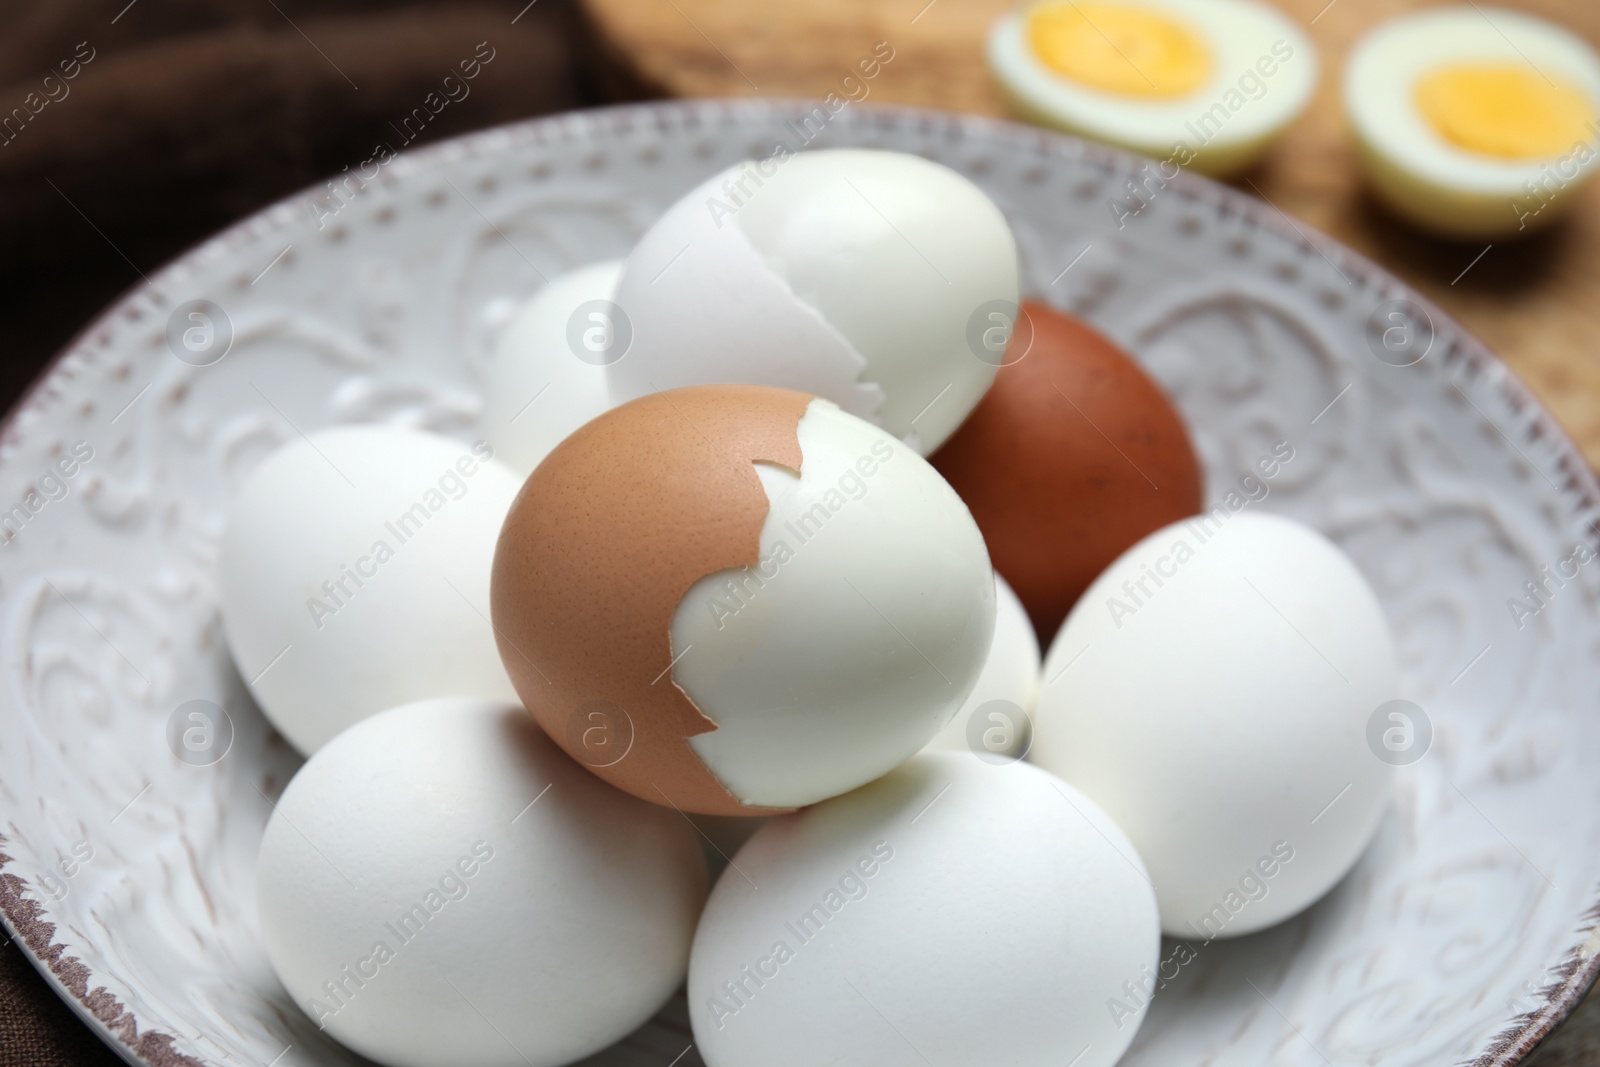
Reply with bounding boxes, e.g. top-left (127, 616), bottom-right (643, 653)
top-left (922, 573), bottom-right (1040, 760)
top-left (606, 149), bottom-right (1020, 455)
top-left (490, 385), bottom-right (995, 816)
top-left (989, 0), bottom-right (1318, 176)
top-left (1344, 6), bottom-right (1600, 238)
top-left (220, 426), bottom-right (520, 753)
top-left (931, 300), bottom-right (1202, 643)
top-left (481, 260), bottom-right (623, 475)
top-left (1031, 512), bottom-right (1397, 938)
top-left (256, 698), bottom-right (708, 1067)
top-left (688, 753), bottom-right (1160, 1067)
